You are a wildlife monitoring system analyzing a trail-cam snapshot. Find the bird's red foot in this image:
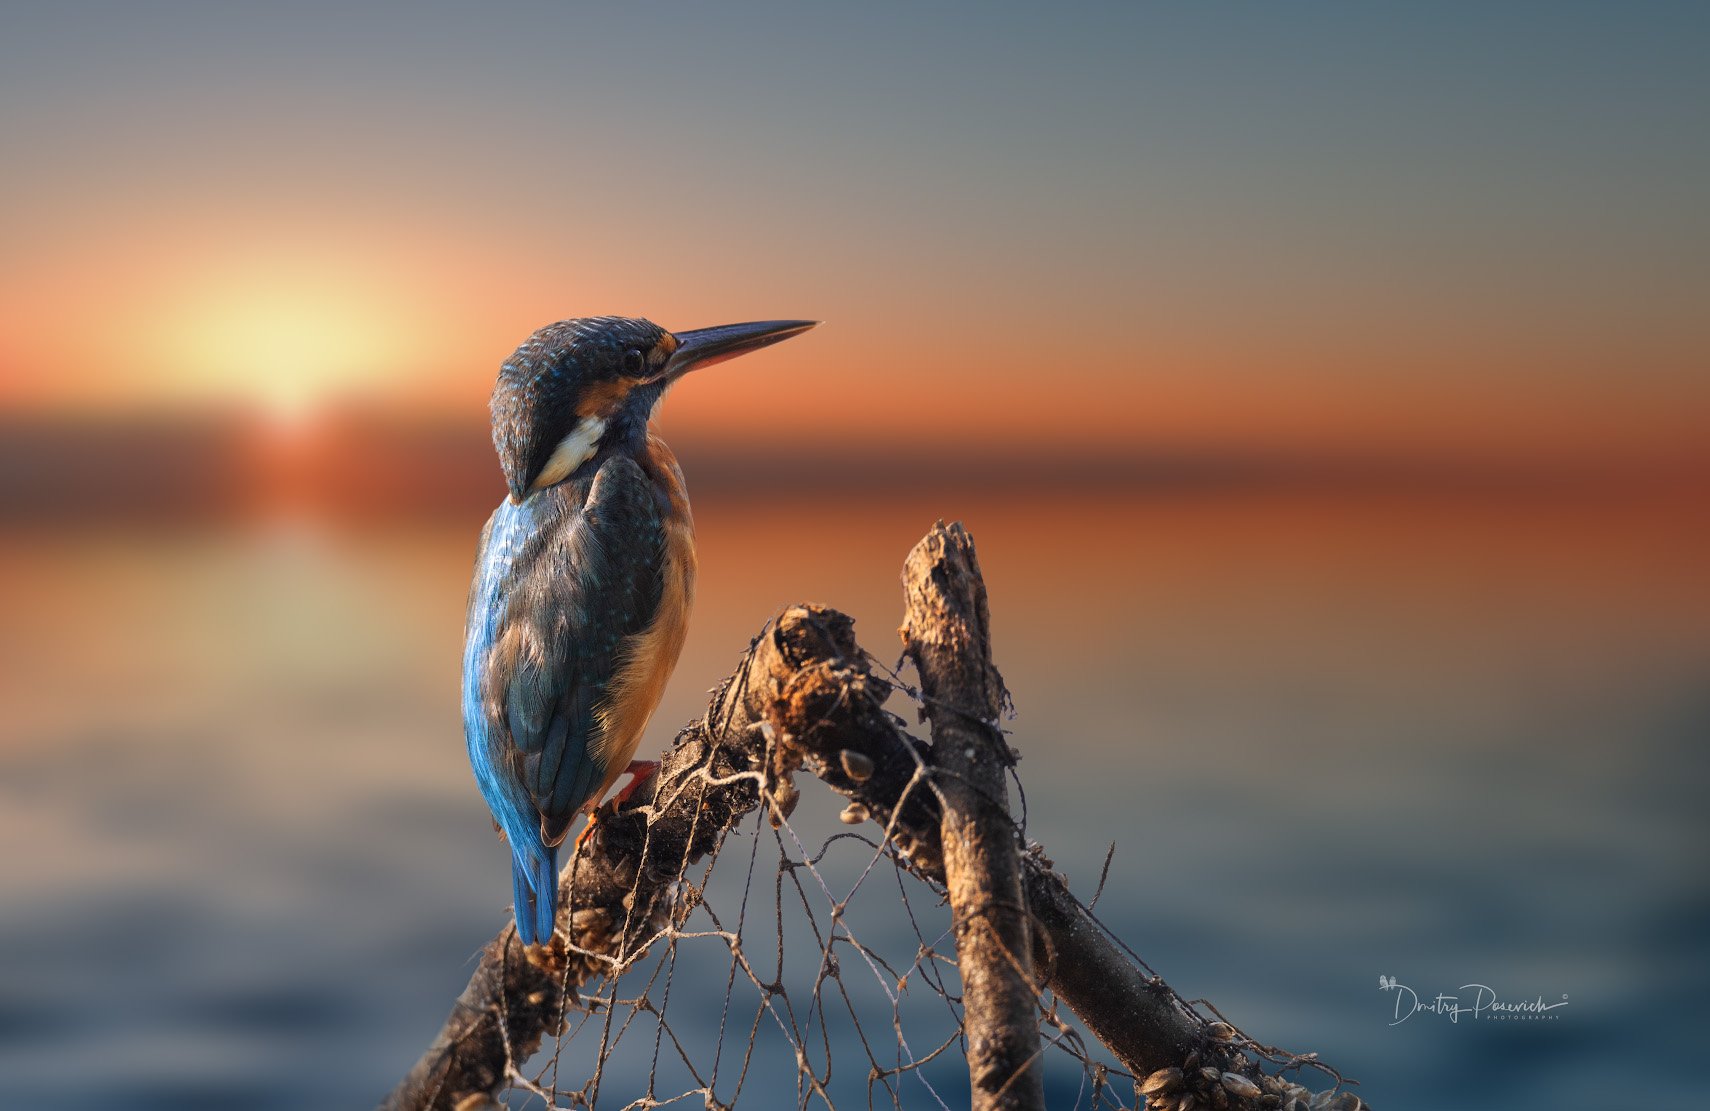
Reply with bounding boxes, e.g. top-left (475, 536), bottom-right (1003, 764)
top-left (612, 759), bottom-right (661, 807)
top-left (572, 760), bottom-right (663, 853)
